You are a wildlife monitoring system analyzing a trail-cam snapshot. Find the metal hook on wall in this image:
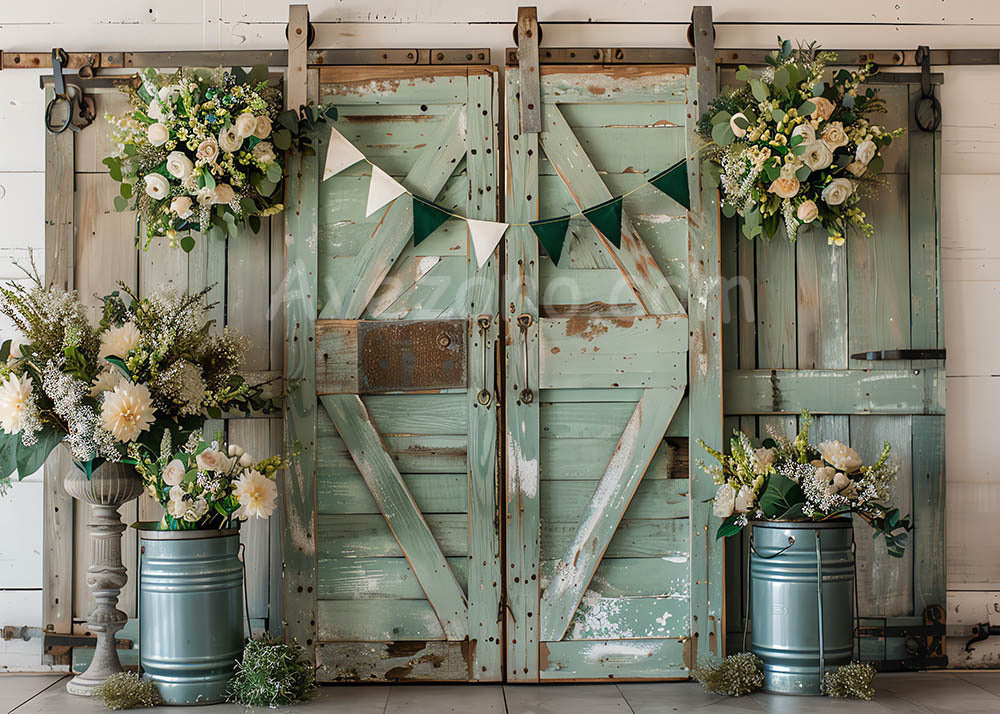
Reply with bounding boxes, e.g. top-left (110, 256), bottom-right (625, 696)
top-left (44, 47), bottom-right (96, 134)
top-left (914, 45), bottom-right (942, 132)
